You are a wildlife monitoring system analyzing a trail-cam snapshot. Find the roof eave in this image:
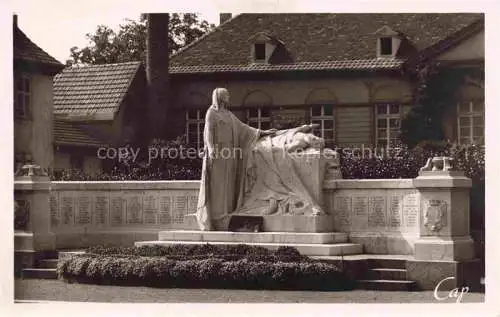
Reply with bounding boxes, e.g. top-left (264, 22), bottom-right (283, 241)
top-left (14, 59), bottom-right (65, 76)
